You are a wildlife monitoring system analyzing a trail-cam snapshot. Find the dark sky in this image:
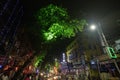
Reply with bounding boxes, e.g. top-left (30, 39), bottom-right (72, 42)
top-left (22, 0), bottom-right (120, 41)
top-left (22, 0), bottom-right (120, 20)
top-left (21, 0), bottom-right (120, 59)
